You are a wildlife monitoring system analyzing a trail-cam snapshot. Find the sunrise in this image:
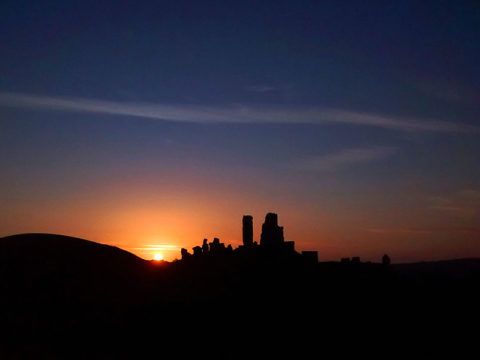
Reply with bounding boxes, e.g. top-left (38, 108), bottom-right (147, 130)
top-left (0, 0), bottom-right (478, 358)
